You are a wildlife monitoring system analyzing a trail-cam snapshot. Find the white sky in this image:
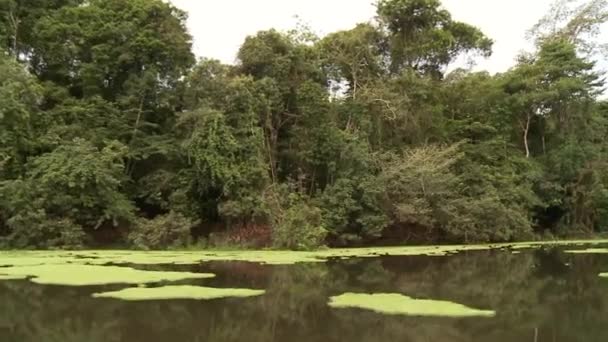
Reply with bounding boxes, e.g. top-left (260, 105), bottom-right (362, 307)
top-left (168, 0), bottom-right (557, 74)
